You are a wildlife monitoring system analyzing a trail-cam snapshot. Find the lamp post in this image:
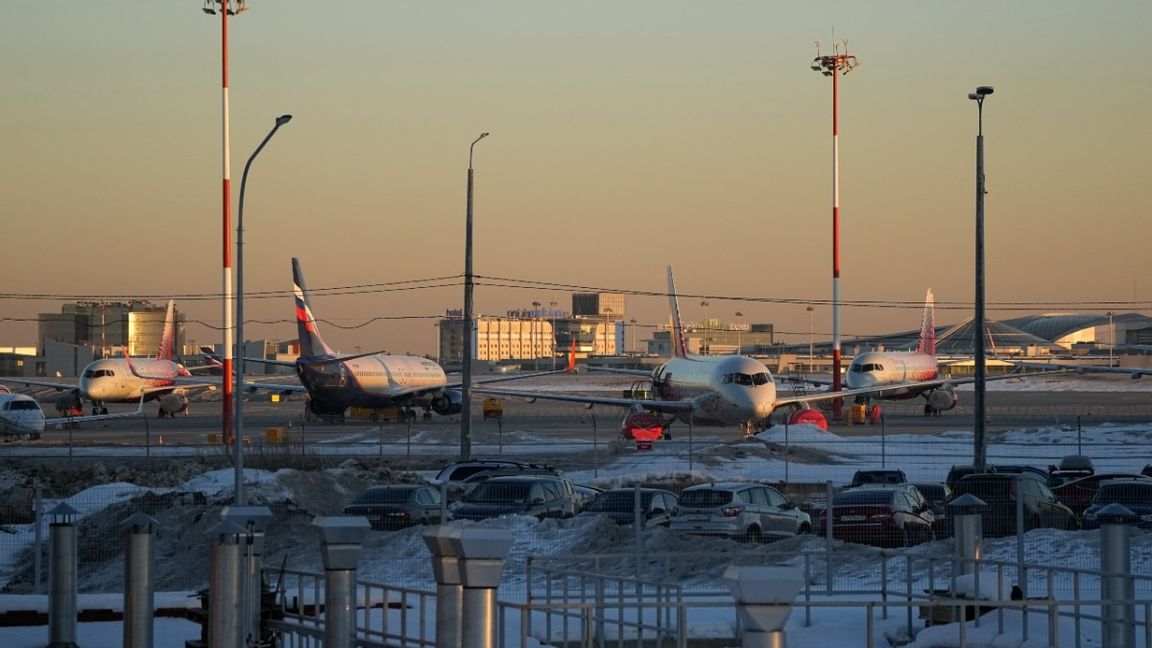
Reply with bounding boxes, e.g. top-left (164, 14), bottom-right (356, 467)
top-left (807, 305), bottom-right (815, 374)
top-left (550, 301), bottom-right (558, 369)
top-left (201, 0), bottom-right (248, 446)
top-left (969, 84), bottom-right (993, 470)
top-left (603, 307), bottom-right (613, 356)
top-left (700, 301), bottom-right (710, 354)
top-left (234, 113), bottom-right (291, 505)
top-left (1107, 311), bottom-right (1116, 366)
top-left (460, 132), bottom-right (489, 461)
top-left (811, 40), bottom-right (859, 416)
top-left (531, 301), bottom-right (541, 362)
top-left (734, 312), bottom-right (743, 355)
